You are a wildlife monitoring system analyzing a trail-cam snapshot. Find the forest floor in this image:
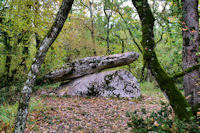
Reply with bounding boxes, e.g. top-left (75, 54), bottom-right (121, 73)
top-left (24, 89), bottom-right (167, 133)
